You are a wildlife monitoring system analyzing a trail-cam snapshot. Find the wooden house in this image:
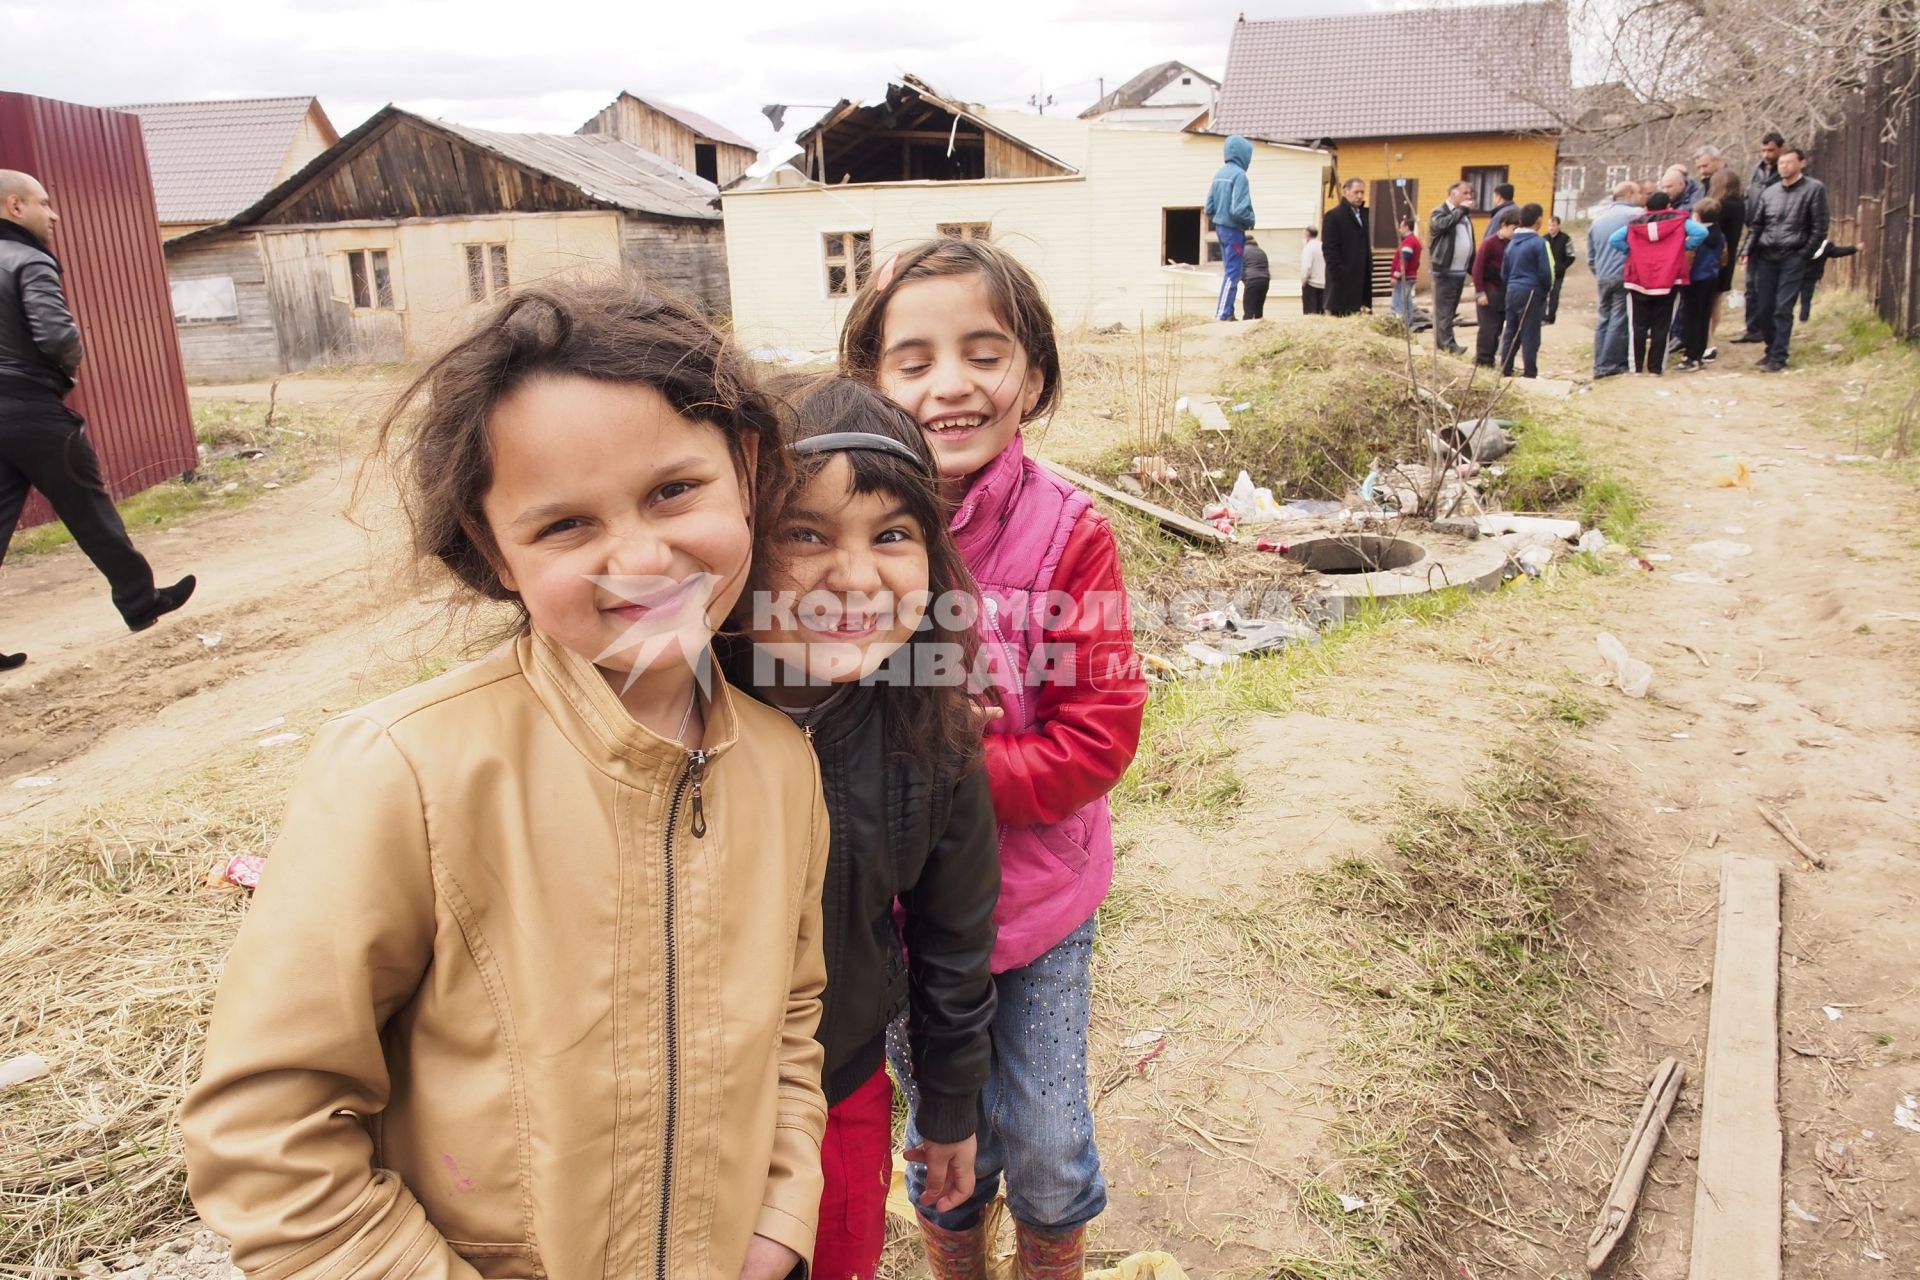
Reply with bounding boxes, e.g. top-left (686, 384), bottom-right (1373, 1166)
top-left (576, 92), bottom-right (758, 186)
top-left (721, 76), bottom-right (1328, 352)
top-left (115, 96), bottom-right (338, 240)
top-left (1214, 3), bottom-right (1570, 289)
top-left (162, 106), bottom-right (727, 381)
